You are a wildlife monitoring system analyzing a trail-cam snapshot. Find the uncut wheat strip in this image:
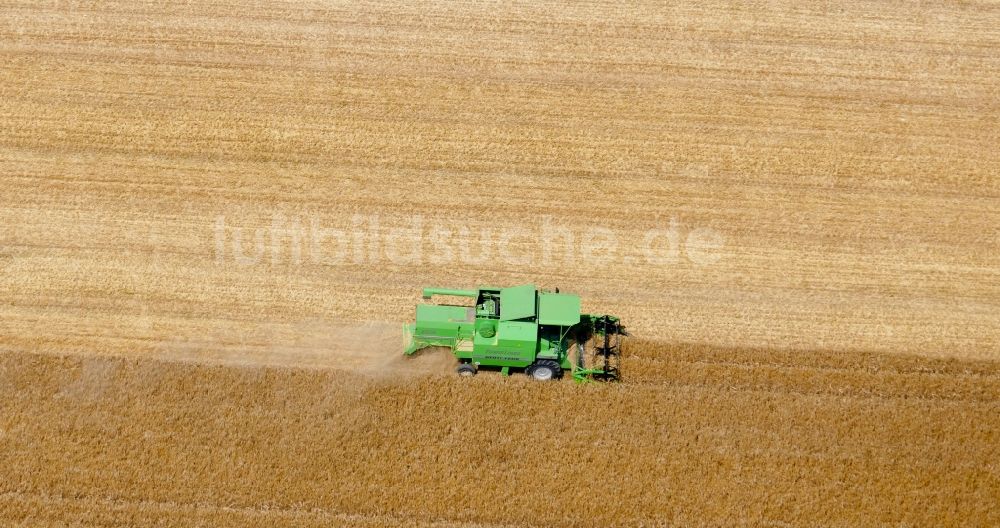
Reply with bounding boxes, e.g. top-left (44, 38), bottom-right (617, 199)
top-left (0, 491), bottom-right (520, 528)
